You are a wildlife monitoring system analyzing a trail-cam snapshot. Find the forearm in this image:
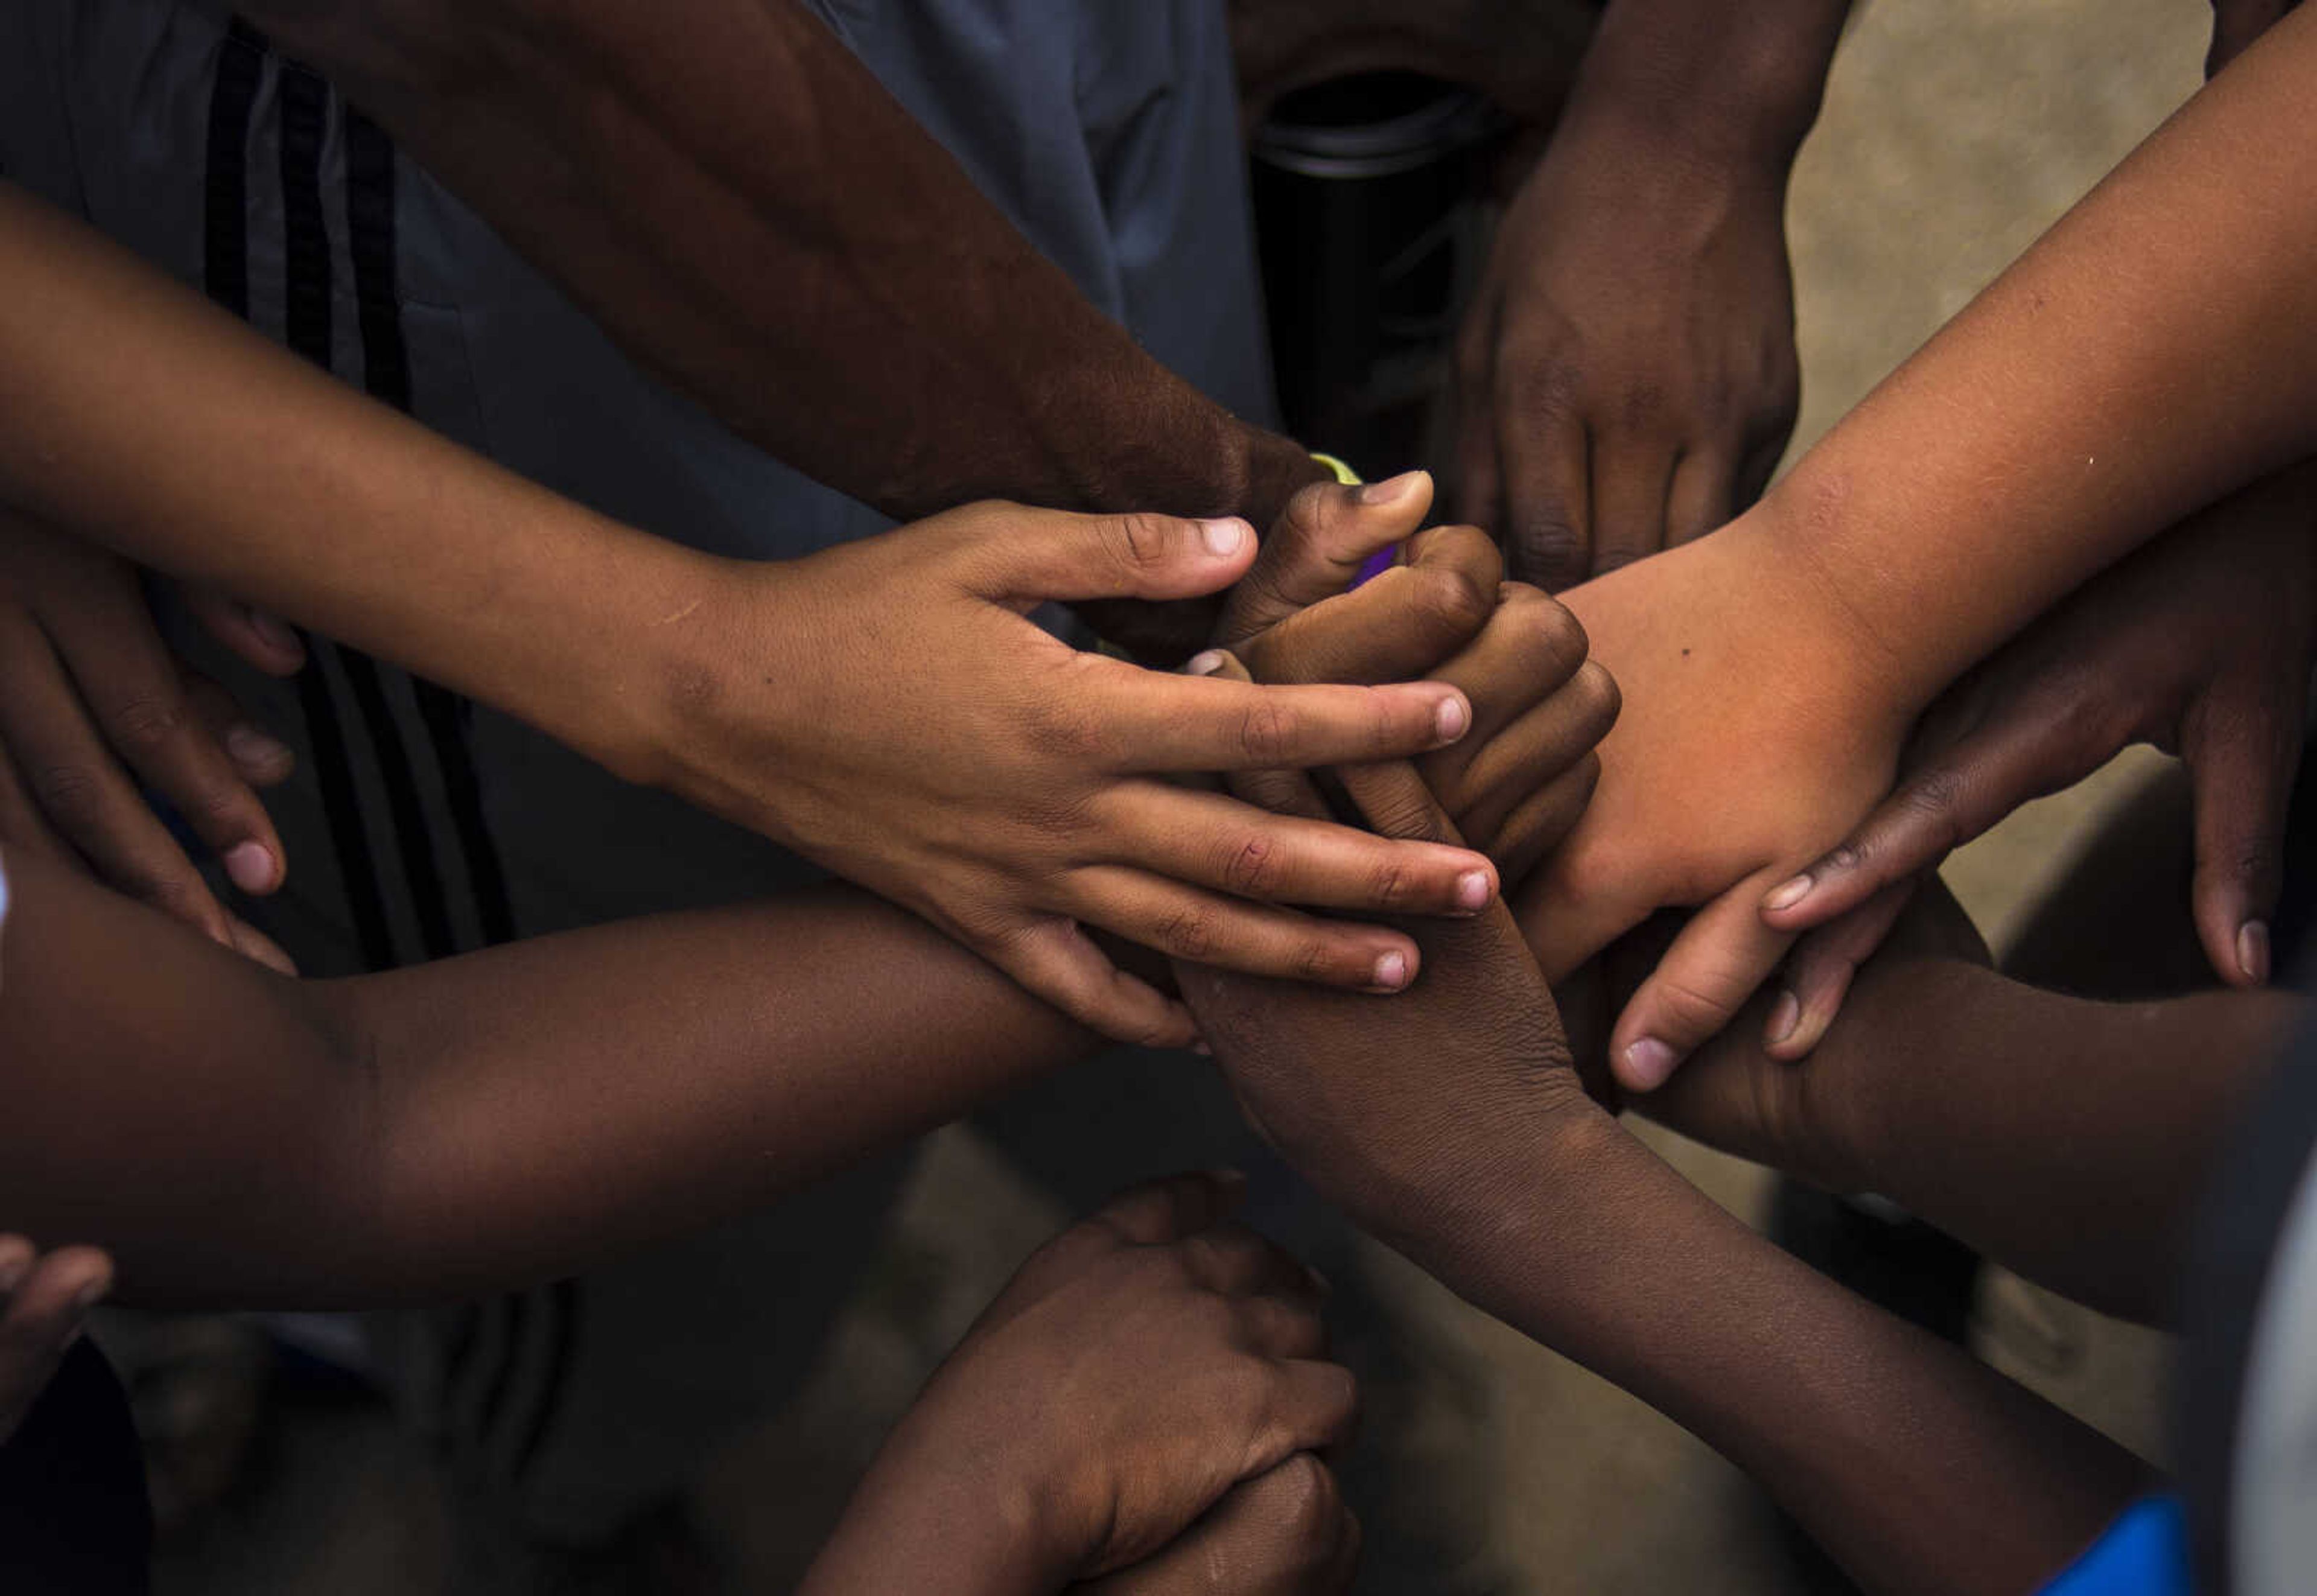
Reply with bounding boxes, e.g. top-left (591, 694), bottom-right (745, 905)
top-left (1568, 0), bottom-right (1851, 167)
top-left (243, 0), bottom-right (1326, 530)
top-left (1656, 952), bottom-right (2301, 1325)
top-left (0, 850), bottom-right (1090, 1308)
top-left (1425, 1108), bottom-right (2150, 1595)
top-left (1752, 4), bottom-right (2317, 711)
top-left (0, 182), bottom-right (710, 781)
